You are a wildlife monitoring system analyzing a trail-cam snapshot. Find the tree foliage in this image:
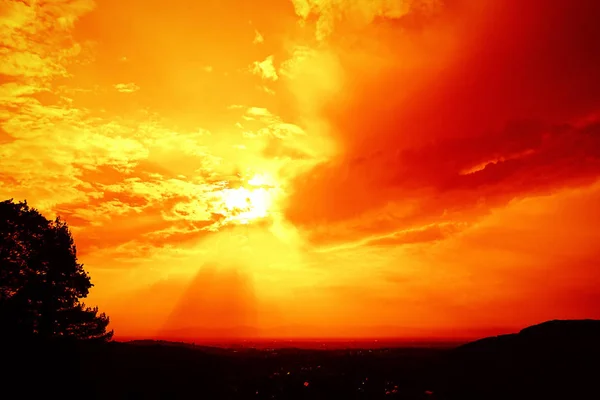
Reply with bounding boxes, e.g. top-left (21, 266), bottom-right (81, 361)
top-left (0, 199), bottom-right (113, 341)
